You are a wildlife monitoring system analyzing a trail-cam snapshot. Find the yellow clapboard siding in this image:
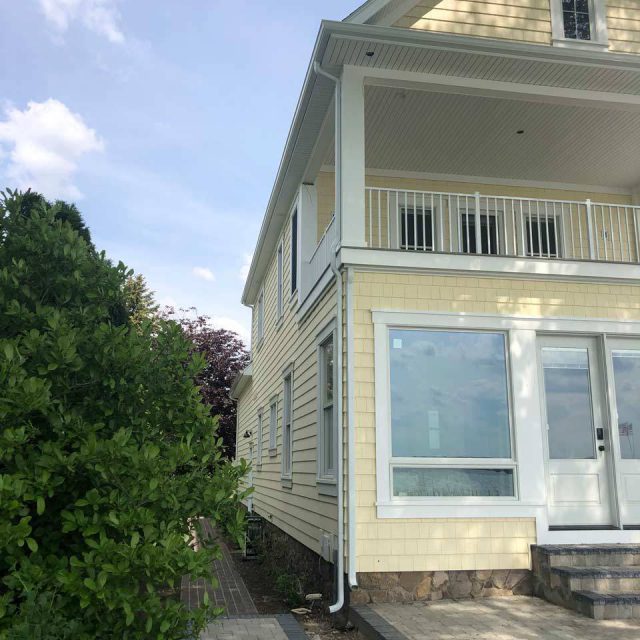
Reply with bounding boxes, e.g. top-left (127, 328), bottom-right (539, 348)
top-left (236, 207), bottom-right (339, 559)
top-left (352, 269), bottom-right (640, 572)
